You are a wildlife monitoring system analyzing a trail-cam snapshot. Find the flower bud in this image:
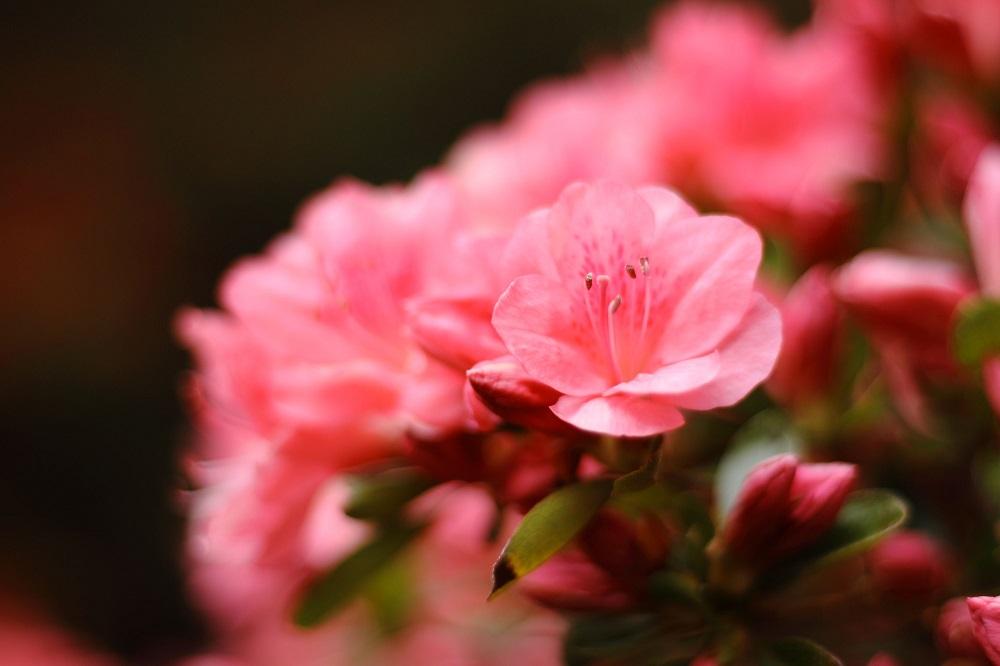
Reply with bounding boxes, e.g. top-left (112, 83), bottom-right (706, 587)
top-left (466, 356), bottom-right (573, 433)
top-left (766, 265), bottom-right (843, 410)
top-left (723, 454), bottom-right (857, 565)
top-left (579, 509), bottom-right (673, 588)
top-left (937, 597), bottom-right (986, 659)
top-left (868, 530), bottom-right (952, 601)
top-left (519, 549), bottom-right (635, 612)
top-left (967, 596), bottom-right (1000, 664)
